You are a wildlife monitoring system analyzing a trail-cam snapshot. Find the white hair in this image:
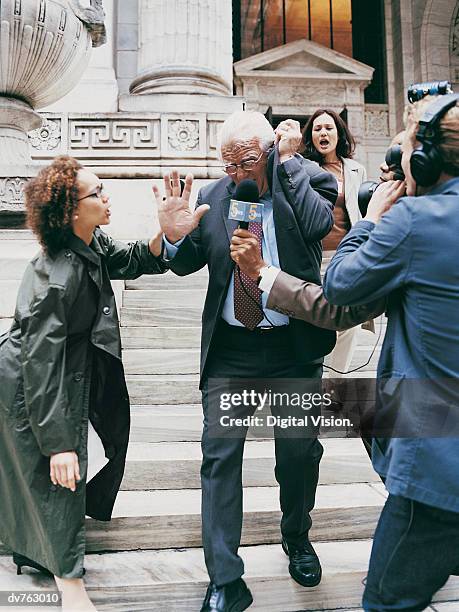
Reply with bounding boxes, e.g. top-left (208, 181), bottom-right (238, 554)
top-left (218, 110), bottom-right (275, 158)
